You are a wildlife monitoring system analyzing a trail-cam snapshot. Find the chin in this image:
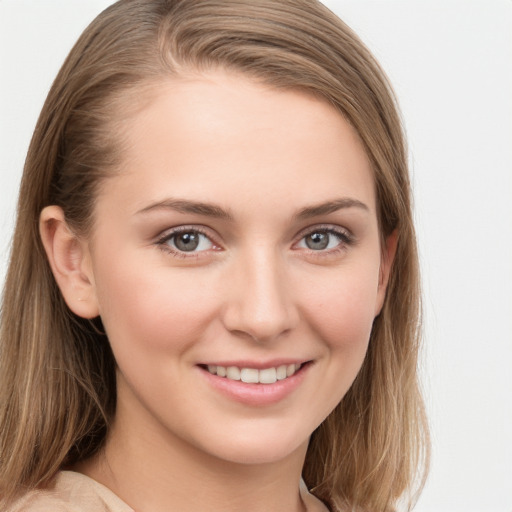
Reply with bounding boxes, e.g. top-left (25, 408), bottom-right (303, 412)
top-left (196, 424), bottom-right (310, 466)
